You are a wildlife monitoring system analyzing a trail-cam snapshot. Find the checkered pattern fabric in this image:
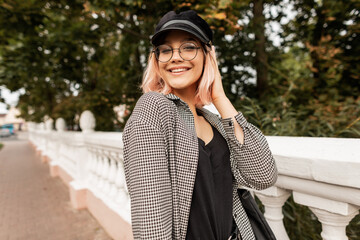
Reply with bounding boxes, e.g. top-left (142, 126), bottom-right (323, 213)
top-left (122, 91), bottom-right (278, 240)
